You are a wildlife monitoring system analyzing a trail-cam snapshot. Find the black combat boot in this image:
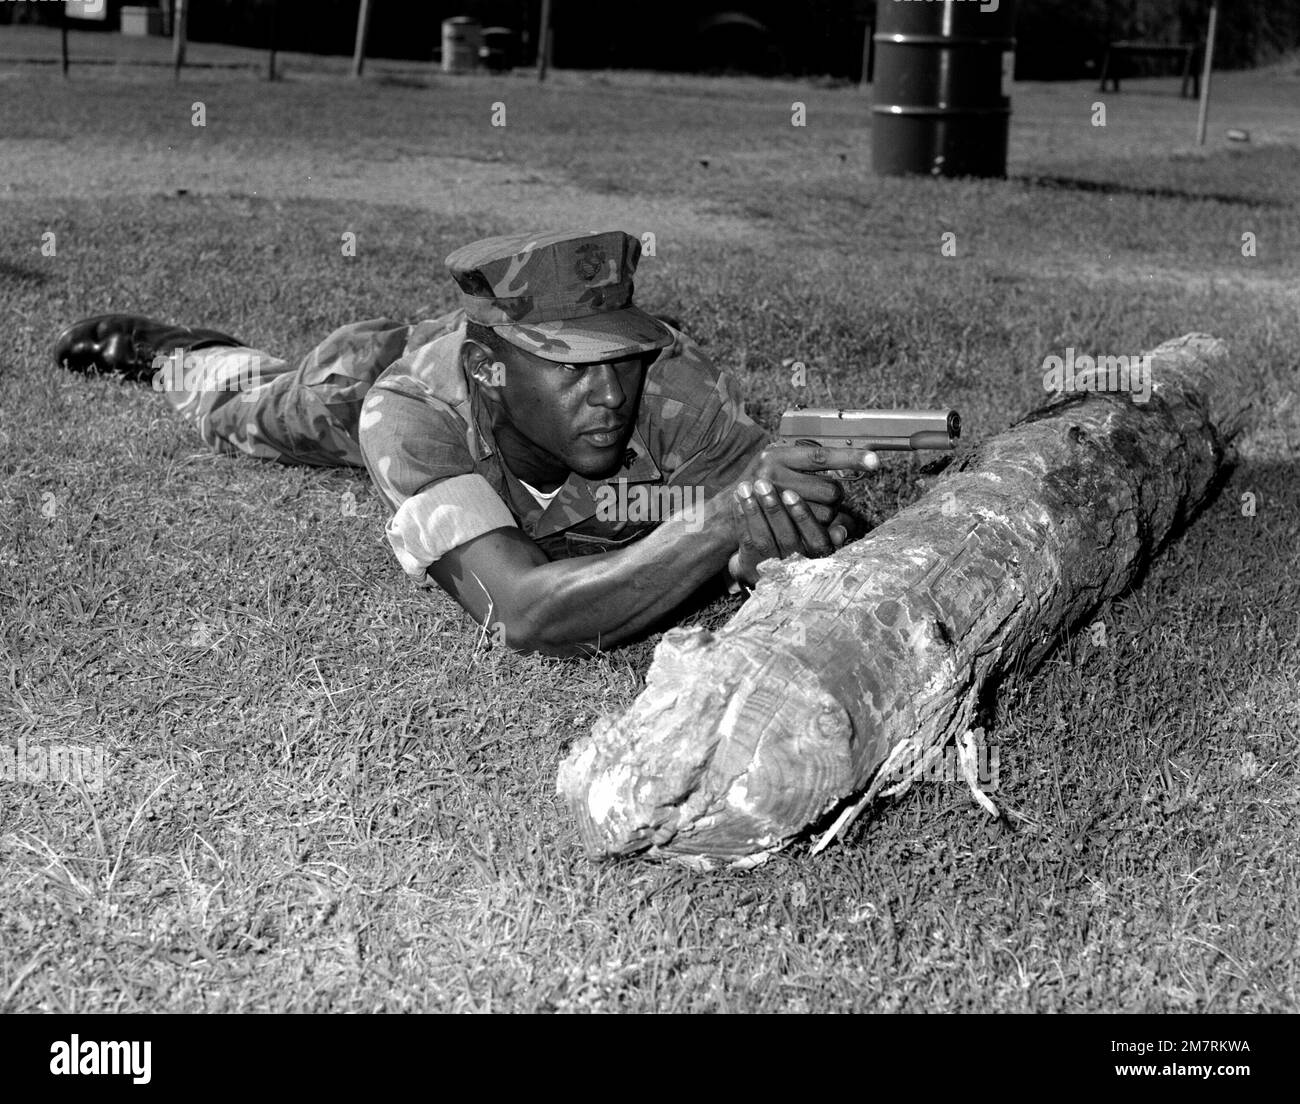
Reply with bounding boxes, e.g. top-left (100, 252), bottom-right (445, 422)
top-left (52, 314), bottom-right (244, 382)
